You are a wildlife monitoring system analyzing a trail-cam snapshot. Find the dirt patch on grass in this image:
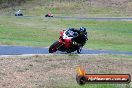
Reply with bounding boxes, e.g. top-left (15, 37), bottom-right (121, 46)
top-left (0, 54), bottom-right (131, 88)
